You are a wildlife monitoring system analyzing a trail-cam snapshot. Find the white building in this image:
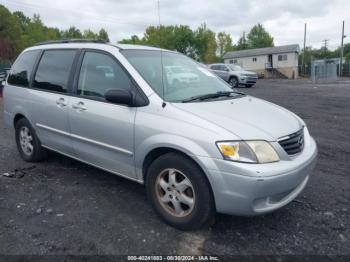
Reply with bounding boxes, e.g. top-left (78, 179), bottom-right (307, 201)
top-left (223, 45), bottom-right (300, 79)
